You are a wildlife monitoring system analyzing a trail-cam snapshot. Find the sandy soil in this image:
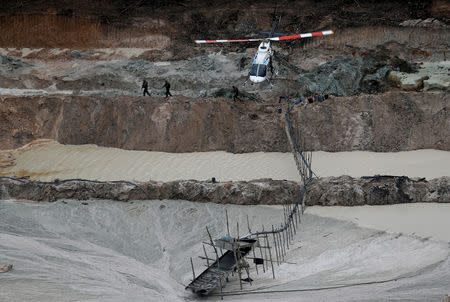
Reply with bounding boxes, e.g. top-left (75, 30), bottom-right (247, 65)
top-left (1, 141), bottom-right (449, 181)
top-left (307, 203), bottom-right (450, 242)
top-left (1, 199), bottom-right (448, 302)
